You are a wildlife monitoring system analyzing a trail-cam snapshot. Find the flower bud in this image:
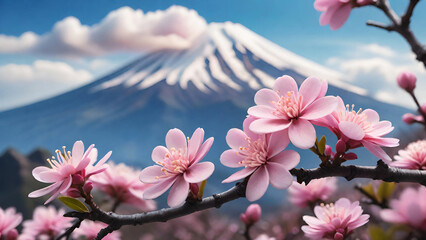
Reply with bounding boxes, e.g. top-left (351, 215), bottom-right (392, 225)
top-left (6, 229), bottom-right (18, 240)
top-left (190, 183), bottom-right (200, 197)
top-left (241, 204), bottom-right (261, 225)
top-left (325, 145), bottom-right (333, 156)
top-left (402, 113), bottom-right (416, 124)
top-left (397, 72), bottom-right (416, 92)
top-left (335, 140), bottom-right (346, 154)
top-left (343, 152), bottom-right (358, 160)
top-left (421, 103), bottom-right (426, 114)
top-left (72, 174), bottom-right (84, 185)
top-left (66, 188), bottom-right (81, 198)
top-left (83, 181), bottom-right (93, 194)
